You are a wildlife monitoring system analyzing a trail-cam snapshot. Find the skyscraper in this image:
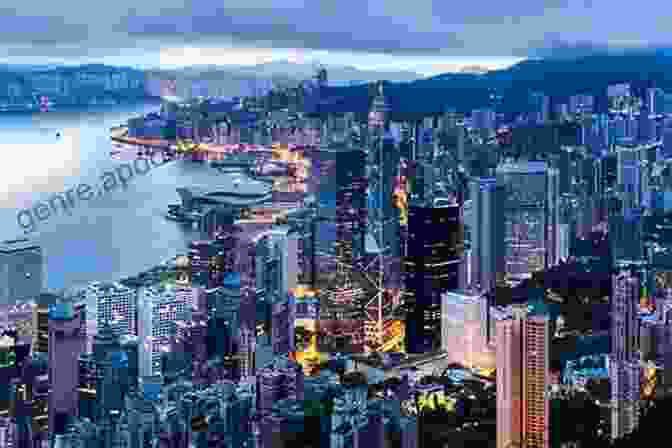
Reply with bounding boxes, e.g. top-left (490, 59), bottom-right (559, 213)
top-left (405, 204), bottom-right (464, 353)
top-left (469, 177), bottom-right (506, 292)
top-left (0, 238), bottom-right (43, 305)
top-left (496, 162), bottom-right (560, 282)
top-left (616, 144), bottom-right (643, 213)
top-left (610, 265), bottom-right (643, 440)
top-left (137, 285), bottom-right (192, 377)
top-left (48, 298), bottom-right (86, 435)
top-left (496, 305), bottom-right (550, 448)
top-left (332, 146), bottom-right (368, 269)
top-left (33, 292), bottom-right (60, 356)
